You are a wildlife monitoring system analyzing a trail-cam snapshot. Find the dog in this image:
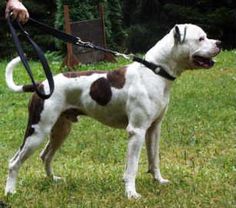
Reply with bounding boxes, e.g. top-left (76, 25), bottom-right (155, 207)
top-left (5, 24), bottom-right (221, 198)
